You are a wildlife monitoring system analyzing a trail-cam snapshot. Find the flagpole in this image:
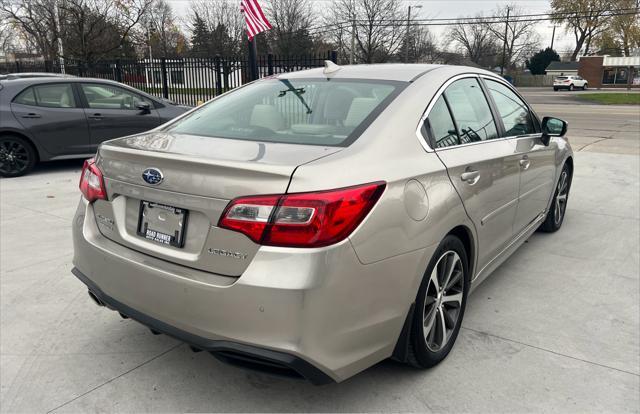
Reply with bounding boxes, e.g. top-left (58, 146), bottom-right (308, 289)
top-left (248, 37), bottom-right (259, 81)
